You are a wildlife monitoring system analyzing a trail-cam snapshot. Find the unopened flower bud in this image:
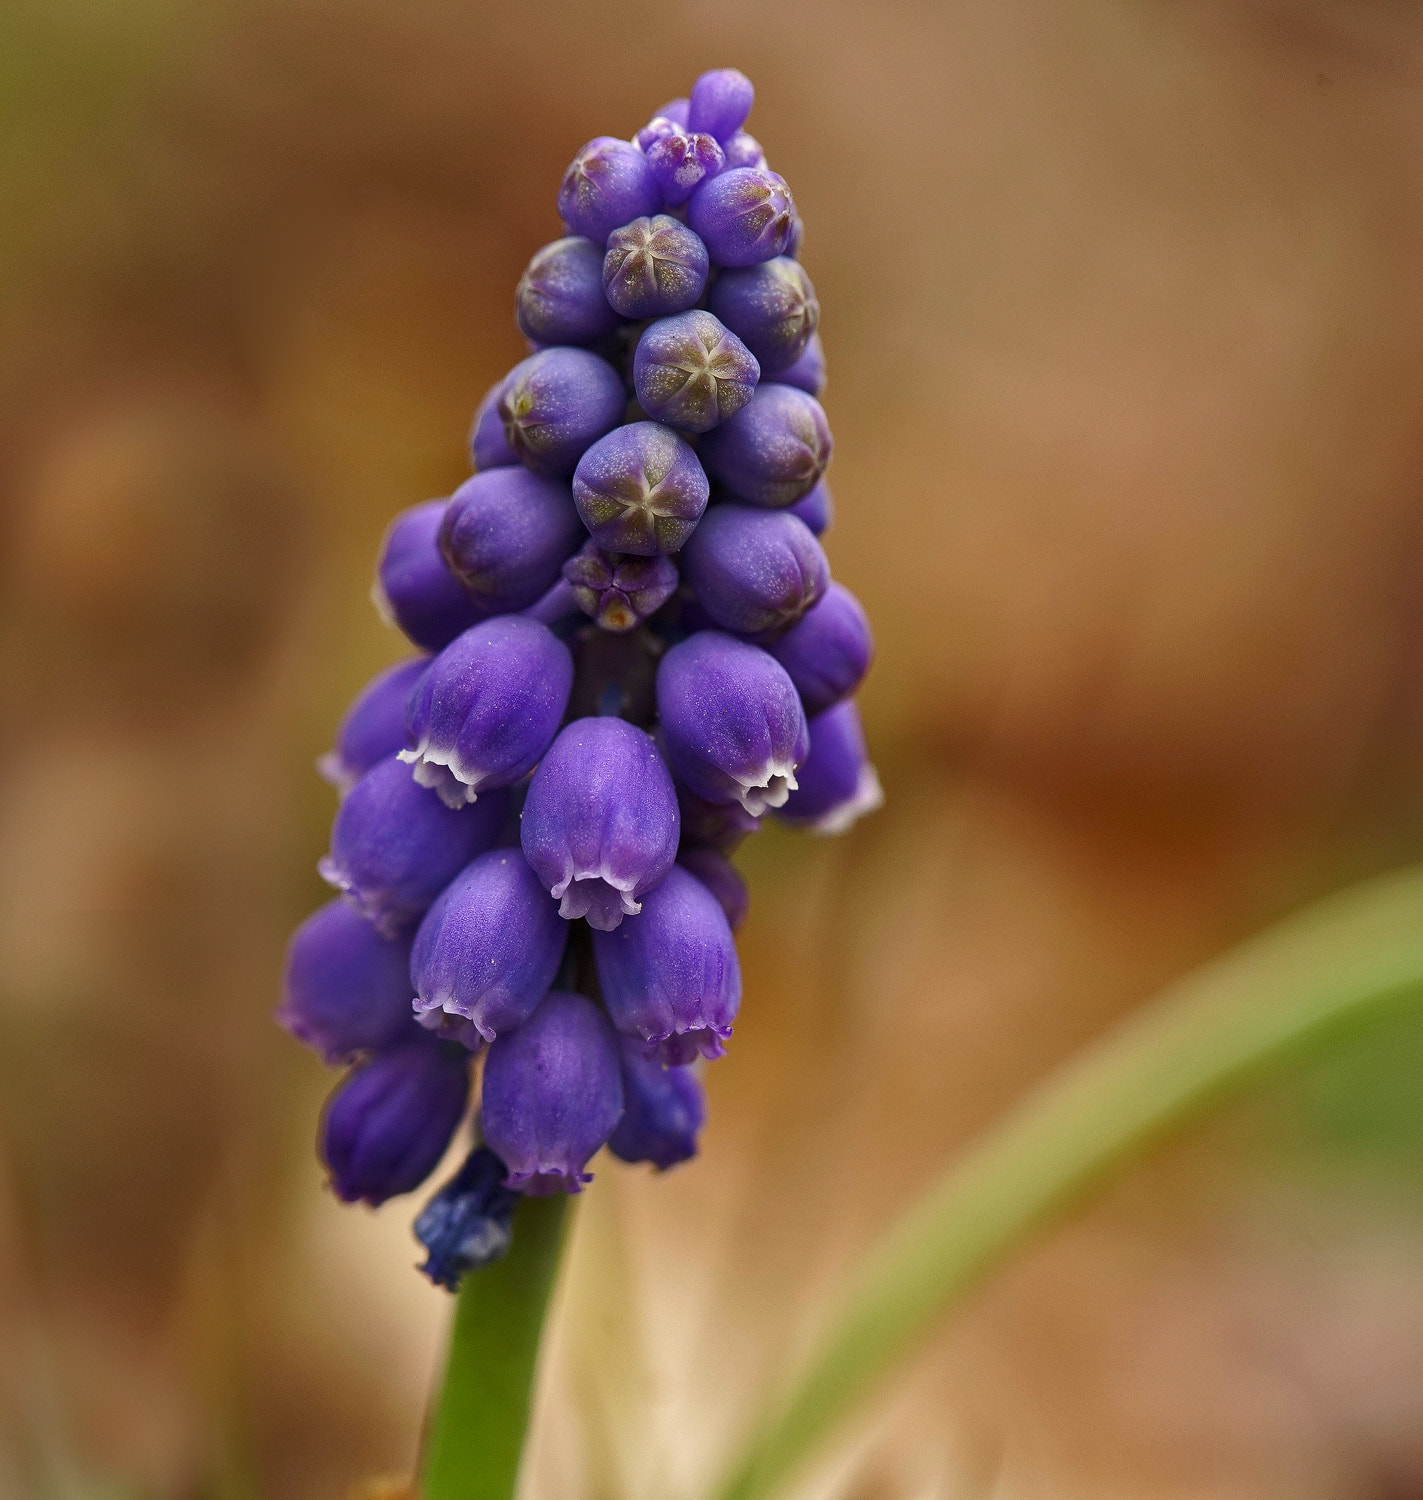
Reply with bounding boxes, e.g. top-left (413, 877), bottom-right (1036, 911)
top-left (278, 899), bottom-right (417, 1064)
top-left (497, 347), bottom-right (627, 477)
top-left (414, 1146), bottom-right (523, 1289)
top-left (687, 168), bottom-right (795, 267)
top-left (319, 756), bottom-right (509, 935)
top-left (707, 258), bottom-right (818, 373)
top-left (321, 1035), bottom-right (470, 1206)
top-left (603, 215), bottom-right (709, 320)
top-left (572, 421), bottom-right (709, 555)
top-left (776, 331), bottom-right (826, 398)
top-left (721, 130), bottom-right (766, 171)
top-left (681, 503), bottom-right (829, 637)
top-left (373, 500), bottom-right (488, 652)
top-left (677, 846), bottom-right (749, 931)
top-left (657, 631), bottom-right (809, 814)
top-left (632, 311), bottom-right (759, 434)
top-left (593, 864), bottom-right (741, 1064)
top-left (777, 699), bottom-right (883, 835)
top-left (687, 68), bottom-right (755, 142)
top-left (766, 580), bottom-right (873, 715)
top-left (521, 717), bottom-right (679, 930)
top-left (411, 849), bottom-right (567, 1045)
top-left (786, 476), bottom-right (833, 534)
top-left (515, 237), bottom-right (620, 347)
top-left (479, 991), bottom-right (624, 1194)
top-left (469, 380), bottom-right (519, 471)
top-left (699, 383), bottom-right (831, 507)
top-left (563, 541), bottom-right (678, 632)
top-left (557, 137), bottom-right (661, 245)
top-left (318, 656), bottom-right (429, 796)
top-left (400, 615), bottom-right (573, 809)
top-left (645, 127), bottom-right (726, 207)
top-left (607, 1036), bottom-right (705, 1169)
